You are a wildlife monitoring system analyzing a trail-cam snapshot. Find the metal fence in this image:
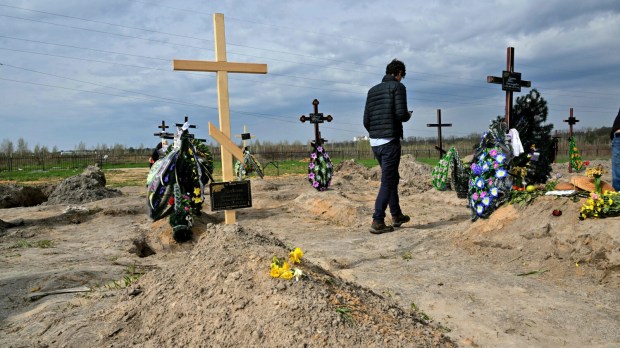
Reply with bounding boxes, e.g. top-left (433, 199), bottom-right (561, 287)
top-left (0, 142), bottom-right (613, 172)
